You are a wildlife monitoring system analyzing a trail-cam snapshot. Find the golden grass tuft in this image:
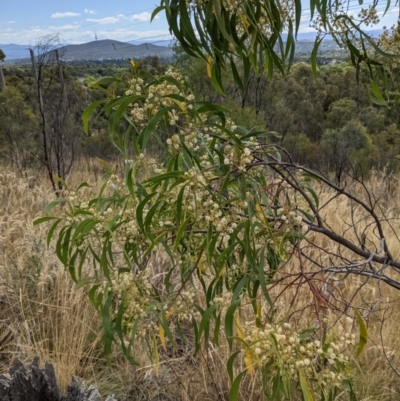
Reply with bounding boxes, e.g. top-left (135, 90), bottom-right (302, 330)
top-left (0, 165), bottom-right (132, 396)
